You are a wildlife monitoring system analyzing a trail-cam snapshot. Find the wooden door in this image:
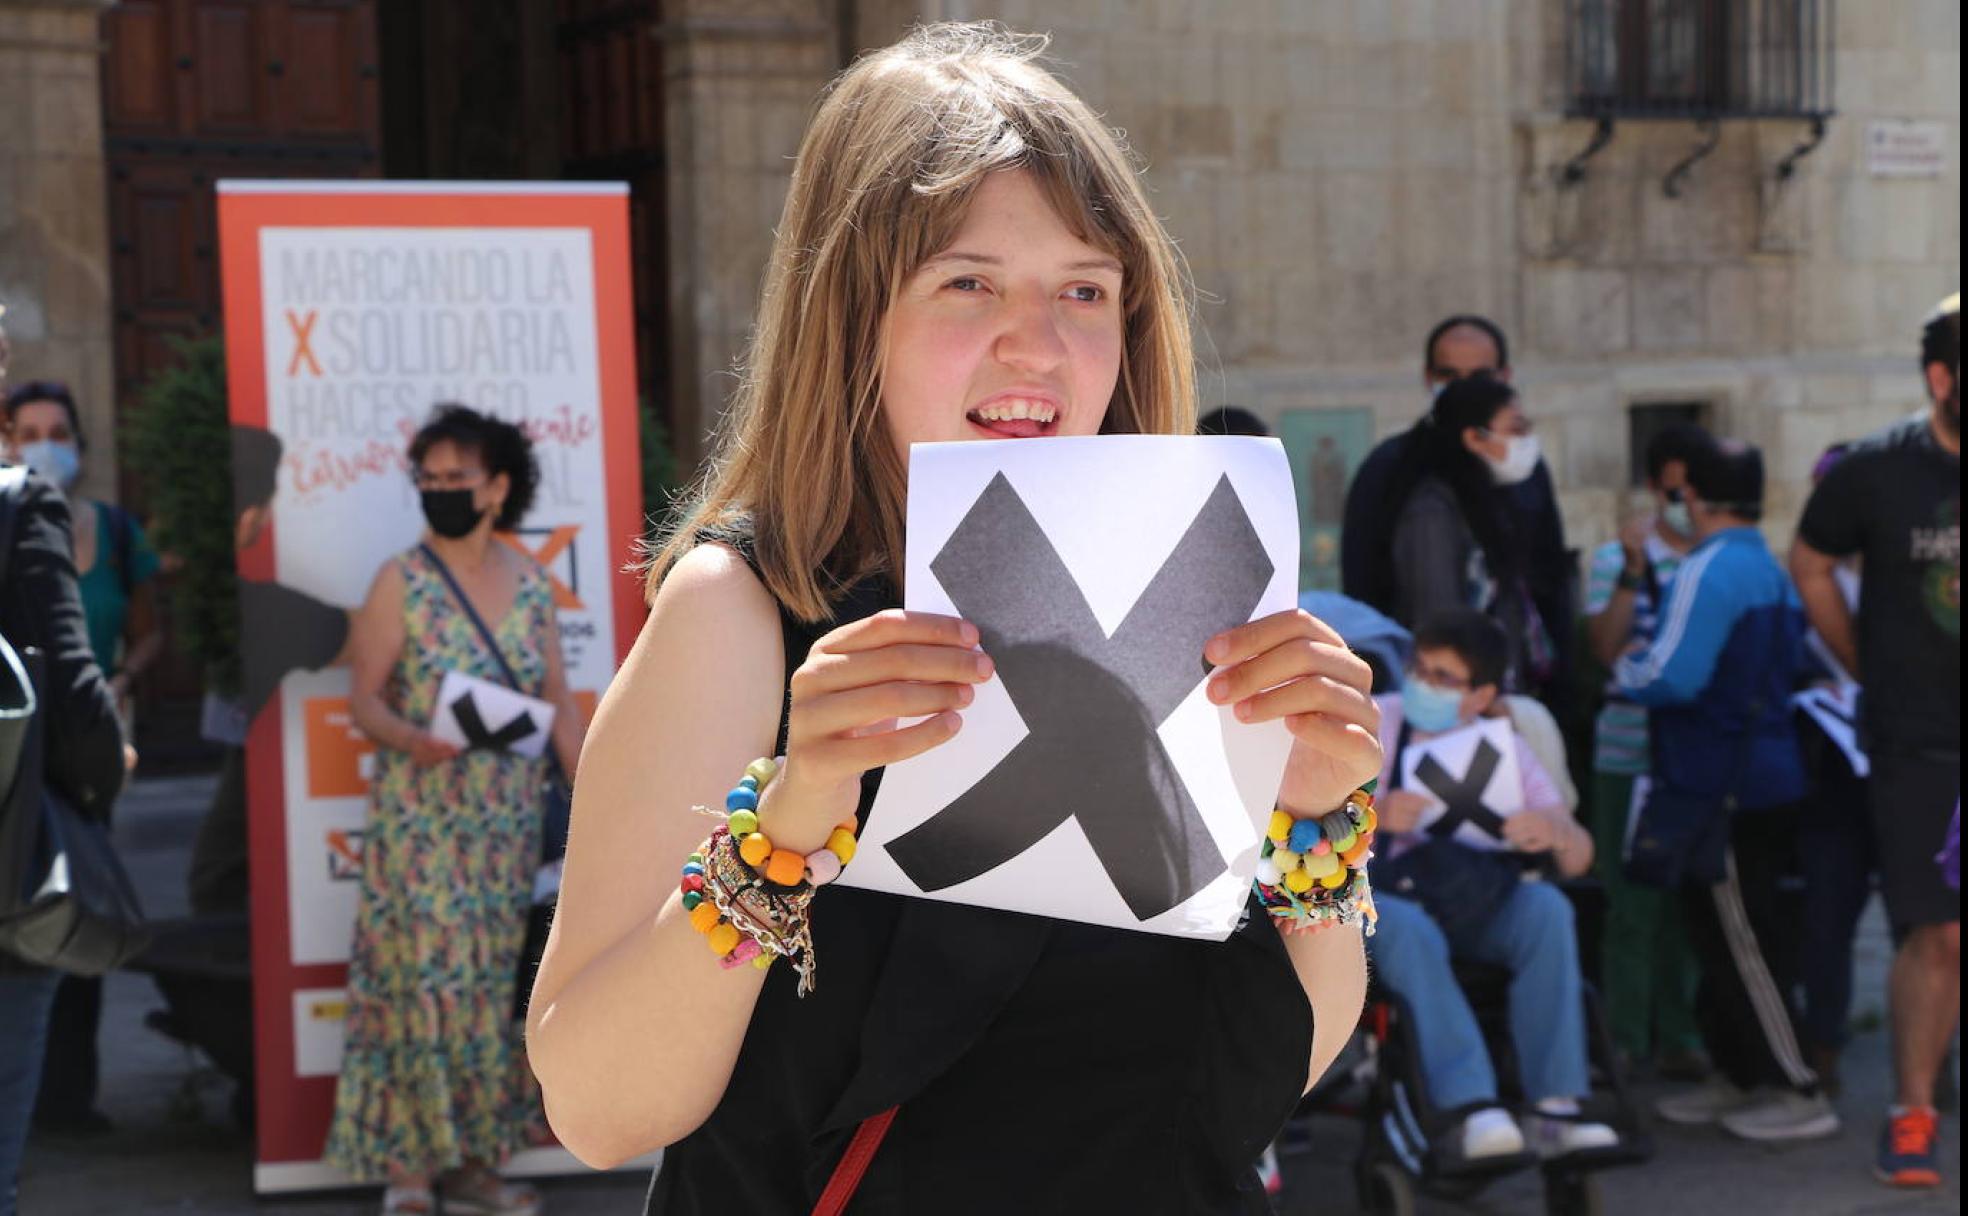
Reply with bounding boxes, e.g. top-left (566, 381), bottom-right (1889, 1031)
top-left (101, 0), bottom-right (383, 762)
